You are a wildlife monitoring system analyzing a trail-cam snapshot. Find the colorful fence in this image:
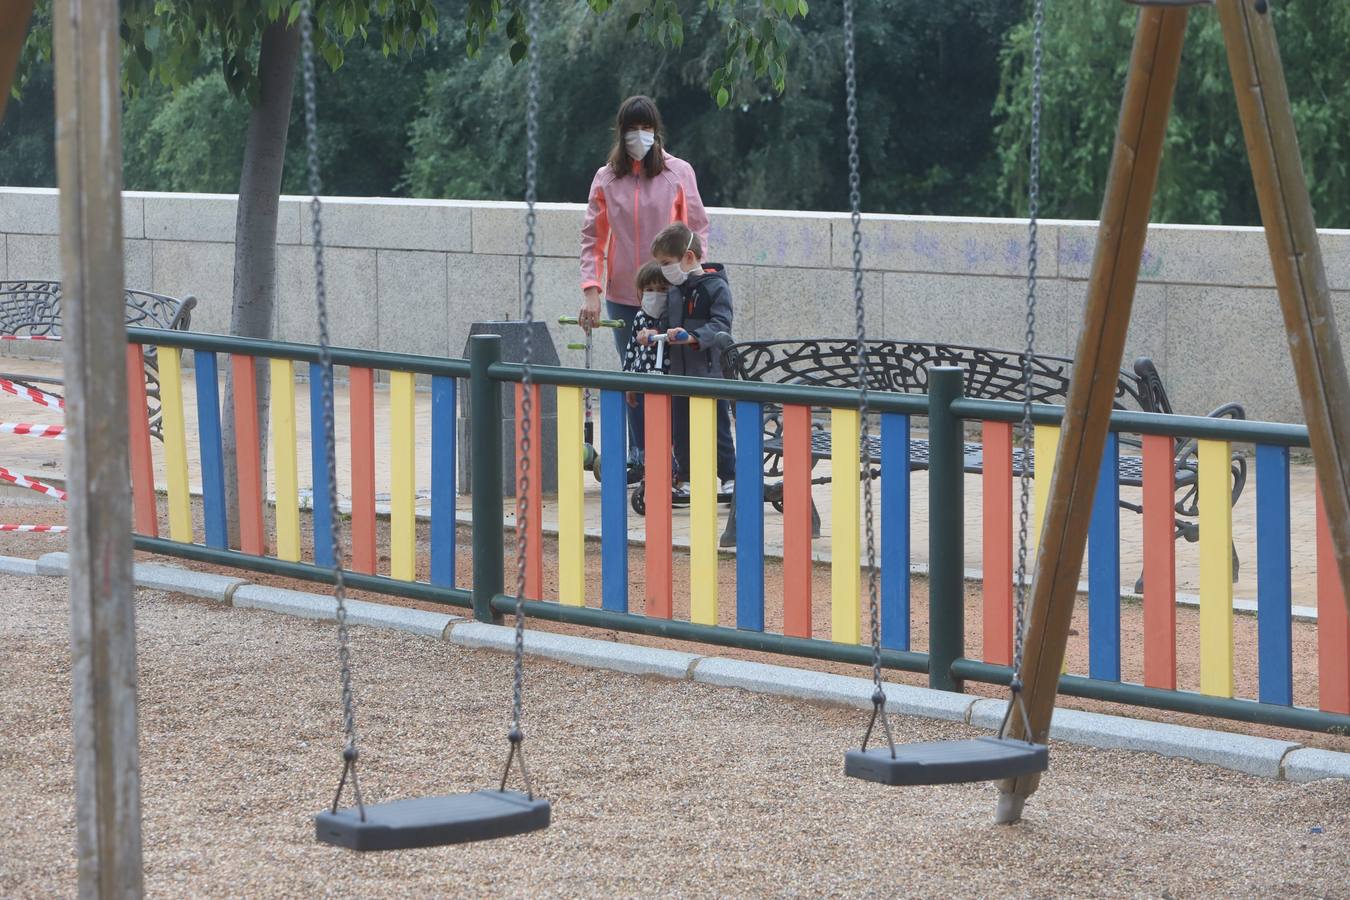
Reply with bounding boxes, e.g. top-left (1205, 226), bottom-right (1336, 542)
top-left (123, 328), bottom-right (1350, 735)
